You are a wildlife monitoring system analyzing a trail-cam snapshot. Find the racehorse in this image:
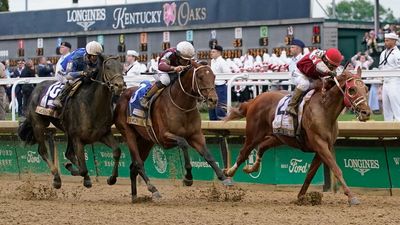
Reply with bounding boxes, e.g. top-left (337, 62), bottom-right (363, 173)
top-left (223, 68), bottom-right (370, 205)
top-left (18, 55), bottom-right (125, 189)
top-left (114, 60), bottom-right (233, 202)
